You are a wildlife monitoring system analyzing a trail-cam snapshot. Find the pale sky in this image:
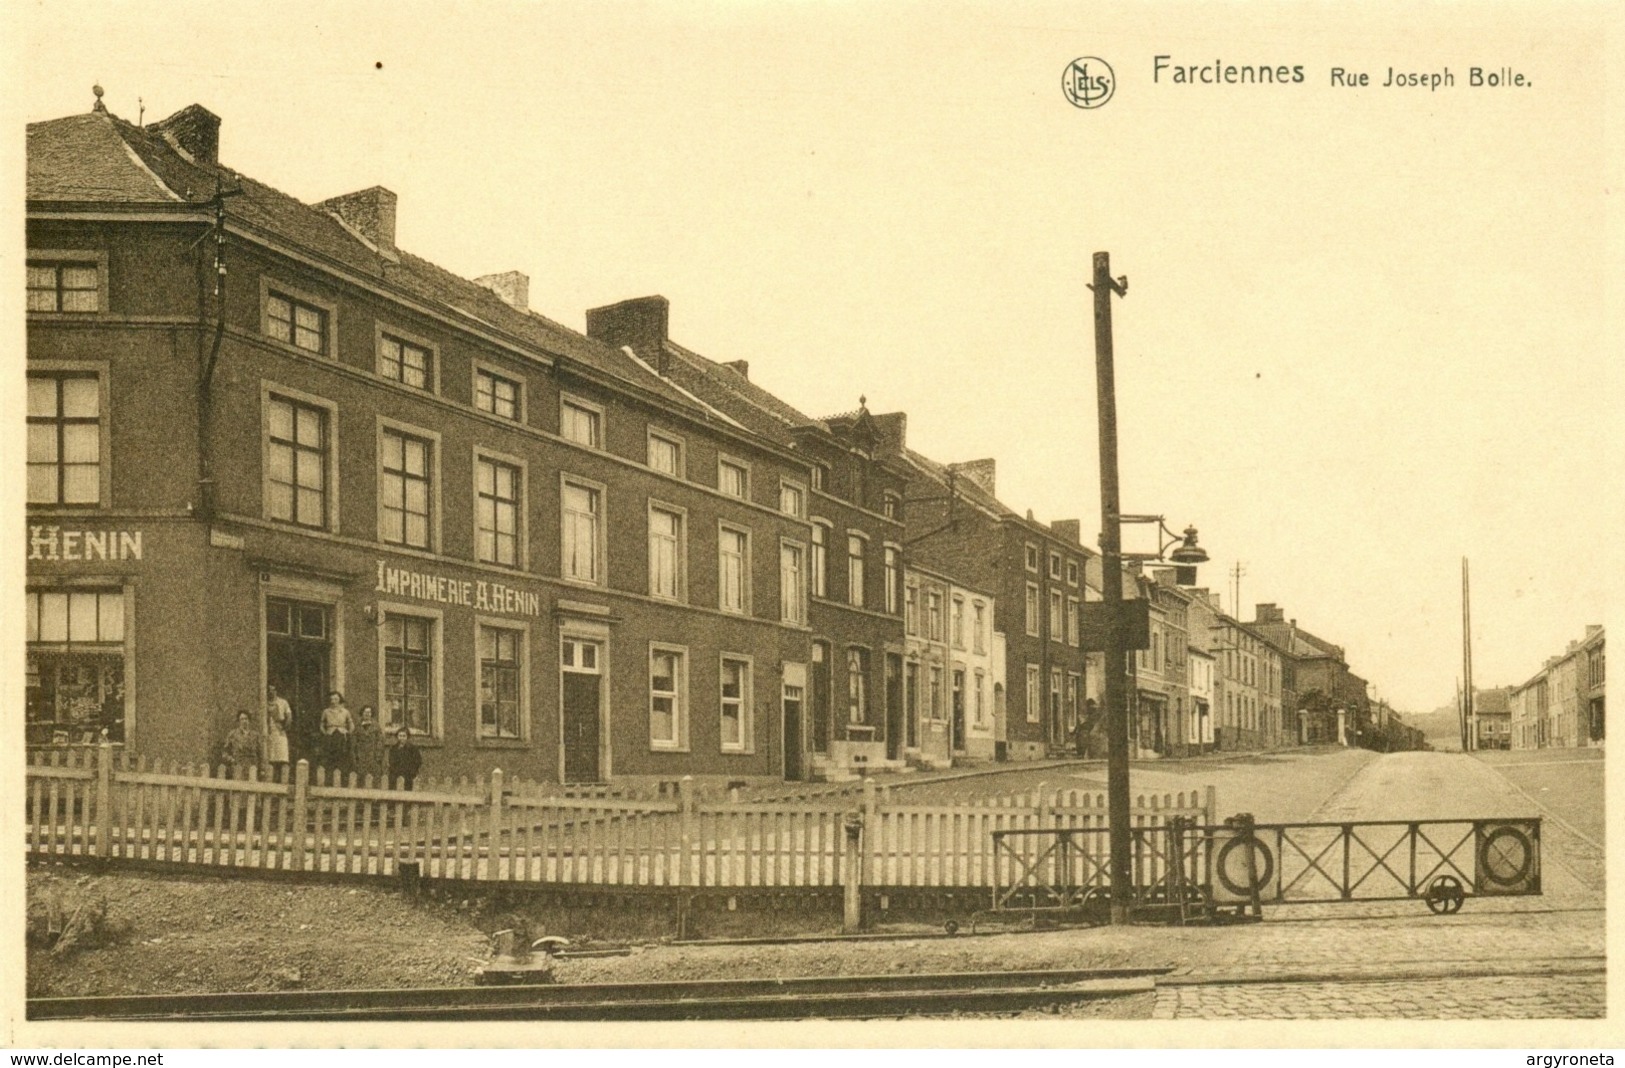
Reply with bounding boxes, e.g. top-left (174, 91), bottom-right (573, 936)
top-left (10, 2), bottom-right (1615, 713)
